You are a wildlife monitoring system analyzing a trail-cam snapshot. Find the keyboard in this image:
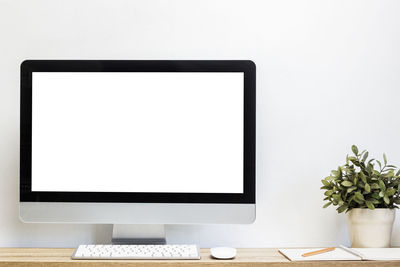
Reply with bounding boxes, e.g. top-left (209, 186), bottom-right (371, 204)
top-left (72, 244), bottom-right (201, 260)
